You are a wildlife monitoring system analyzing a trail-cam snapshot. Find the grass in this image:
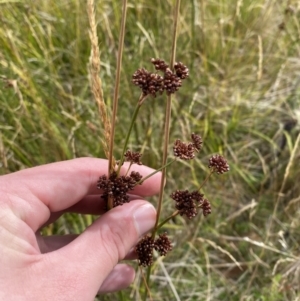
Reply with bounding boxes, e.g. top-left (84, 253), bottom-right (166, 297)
top-left (1, 0), bottom-right (300, 300)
